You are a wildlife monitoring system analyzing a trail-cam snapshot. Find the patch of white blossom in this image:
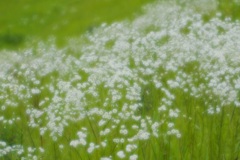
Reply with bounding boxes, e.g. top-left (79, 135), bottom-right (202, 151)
top-left (1, 0), bottom-right (240, 159)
